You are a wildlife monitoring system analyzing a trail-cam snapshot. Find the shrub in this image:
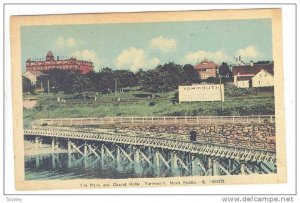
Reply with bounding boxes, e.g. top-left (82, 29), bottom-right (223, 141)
top-left (205, 77), bottom-right (219, 84)
top-left (148, 101), bottom-right (156, 106)
top-left (35, 106), bottom-right (43, 111)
